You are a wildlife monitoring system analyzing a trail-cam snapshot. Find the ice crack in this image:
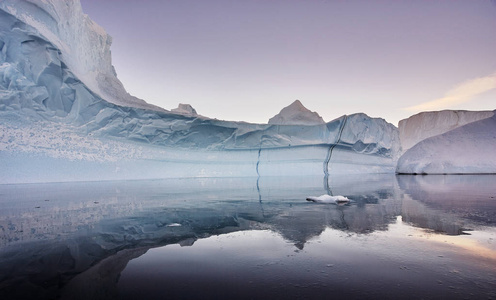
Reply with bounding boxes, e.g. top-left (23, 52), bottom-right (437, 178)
top-left (324, 115), bottom-right (348, 193)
